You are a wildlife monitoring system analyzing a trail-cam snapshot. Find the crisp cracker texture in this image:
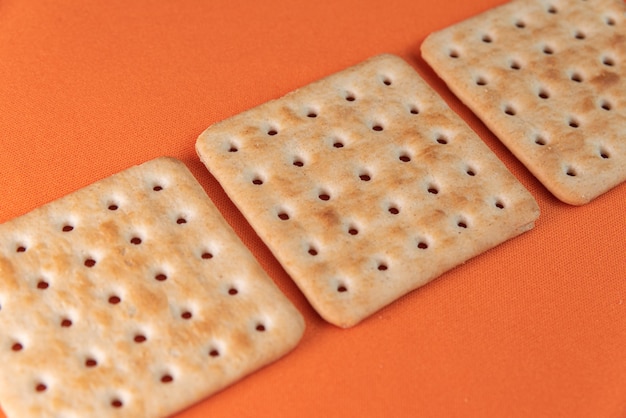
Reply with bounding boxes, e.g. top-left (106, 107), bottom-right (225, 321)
top-left (0, 157), bottom-right (304, 418)
top-left (421, 0), bottom-right (626, 205)
top-left (196, 54), bottom-right (540, 328)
